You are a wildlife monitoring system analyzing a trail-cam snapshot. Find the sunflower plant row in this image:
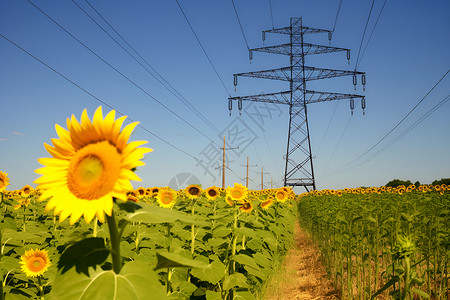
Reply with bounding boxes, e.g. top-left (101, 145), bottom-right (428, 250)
top-left (0, 107), bottom-right (298, 300)
top-left (298, 186), bottom-right (450, 300)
